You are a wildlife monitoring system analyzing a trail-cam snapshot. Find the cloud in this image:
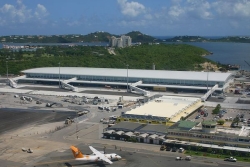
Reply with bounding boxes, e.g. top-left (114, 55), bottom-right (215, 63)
top-left (35, 4), bottom-right (49, 19)
top-left (0, 0), bottom-right (49, 26)
top-left (213, 0), bottom-right (250, 18)
top-left (186, 0), bottom-right (212, 19)
top-left (168, 5), bottom-right (184, 17)
top-left (117, 0), bottom-right (146, 17)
